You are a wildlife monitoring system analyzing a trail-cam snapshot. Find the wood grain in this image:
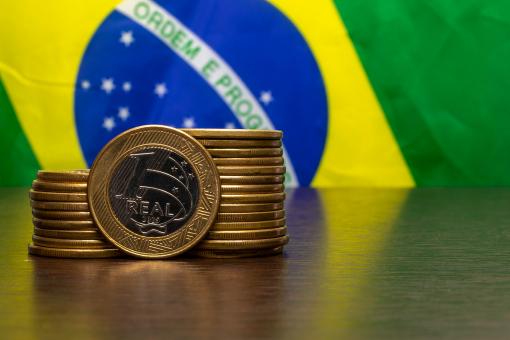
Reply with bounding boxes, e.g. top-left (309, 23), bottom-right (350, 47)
top-left (1, 187), bottom-right (510, 339)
